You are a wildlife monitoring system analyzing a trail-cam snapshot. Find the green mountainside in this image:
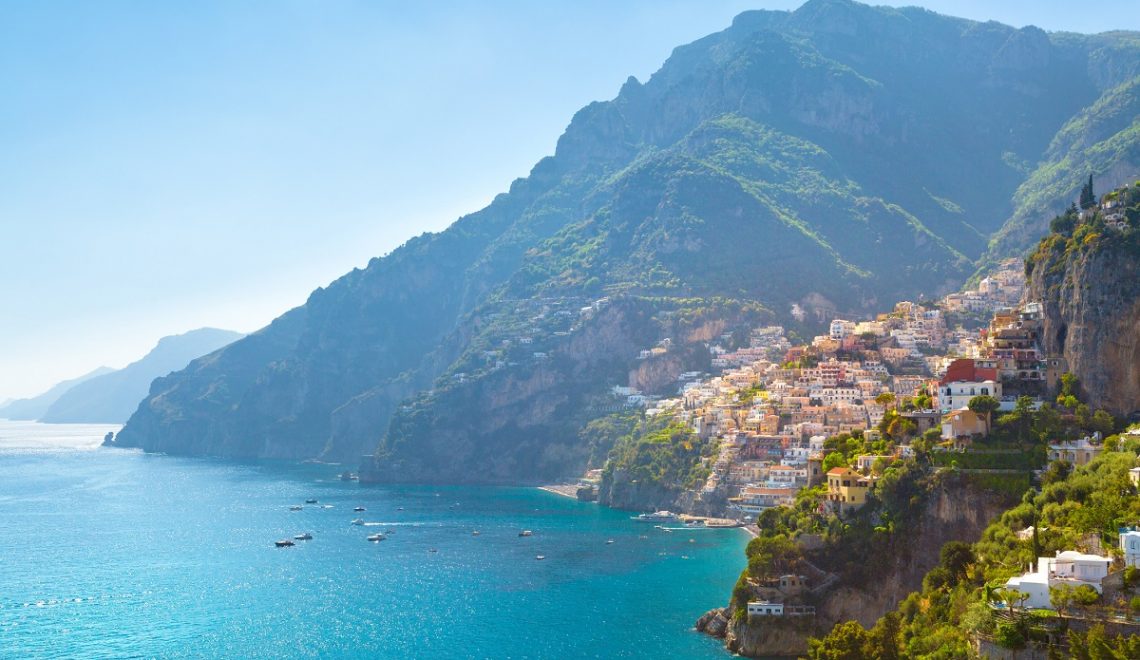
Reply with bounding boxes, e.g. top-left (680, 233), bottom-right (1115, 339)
top-left (115, 0), bottom-right (1140, 480)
